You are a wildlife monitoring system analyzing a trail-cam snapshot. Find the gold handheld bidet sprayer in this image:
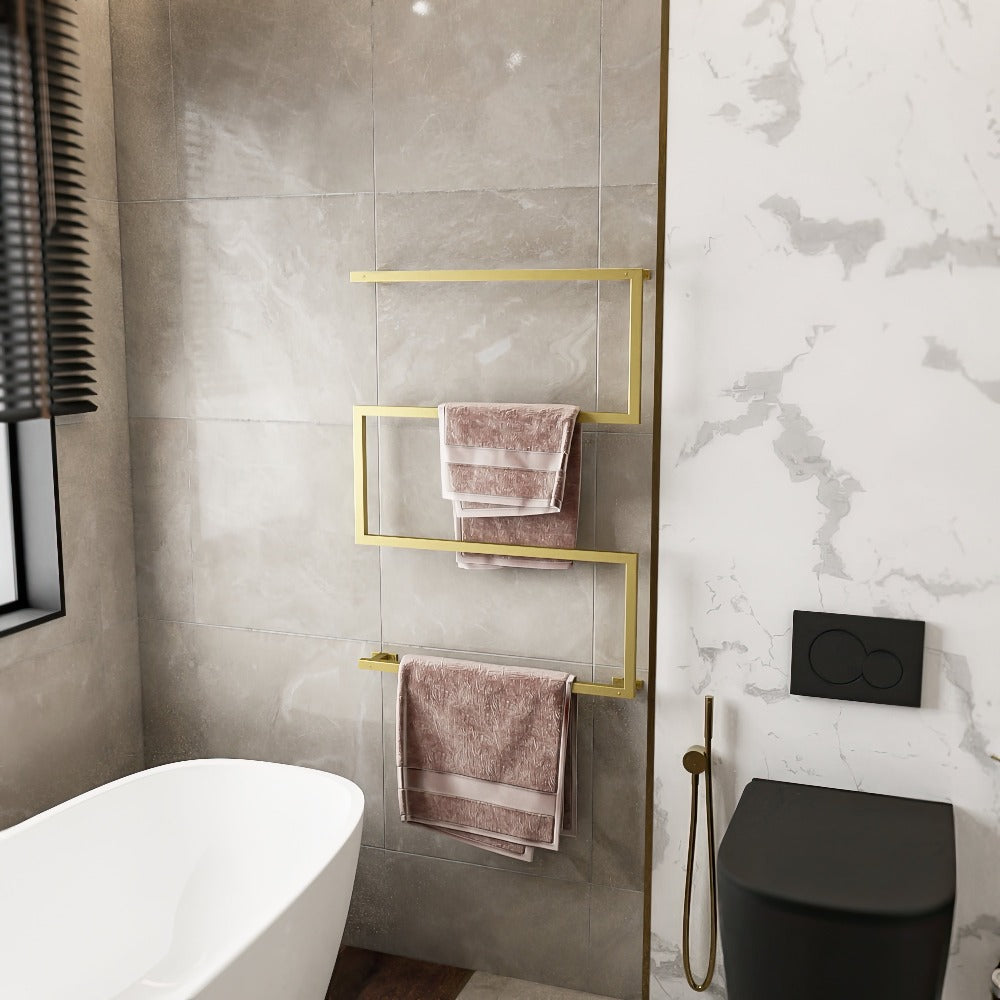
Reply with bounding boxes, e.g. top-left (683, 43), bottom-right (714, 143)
top-left (681, 695), bottom-right (718, 992)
